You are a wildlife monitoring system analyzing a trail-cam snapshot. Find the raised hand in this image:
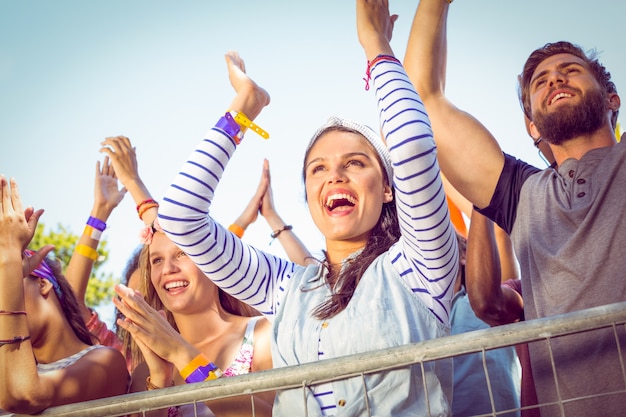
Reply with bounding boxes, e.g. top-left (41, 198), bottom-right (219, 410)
top-left (0, 176), bottom-right (53, 278)
top-left (99, 135), bottom-right (157, 225)
top-left (258, 159), bottom-right (277, 219)
top-left (94, 156), bottom-right (127, 219)
top-left (225, 51), bottom-right (270, 124)
top-left (356, 0), bottom-right (397, 60)
top-left (99, 136), bottom-right (141, 189)
top-left (231, 159), bottom-right (274, 232)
